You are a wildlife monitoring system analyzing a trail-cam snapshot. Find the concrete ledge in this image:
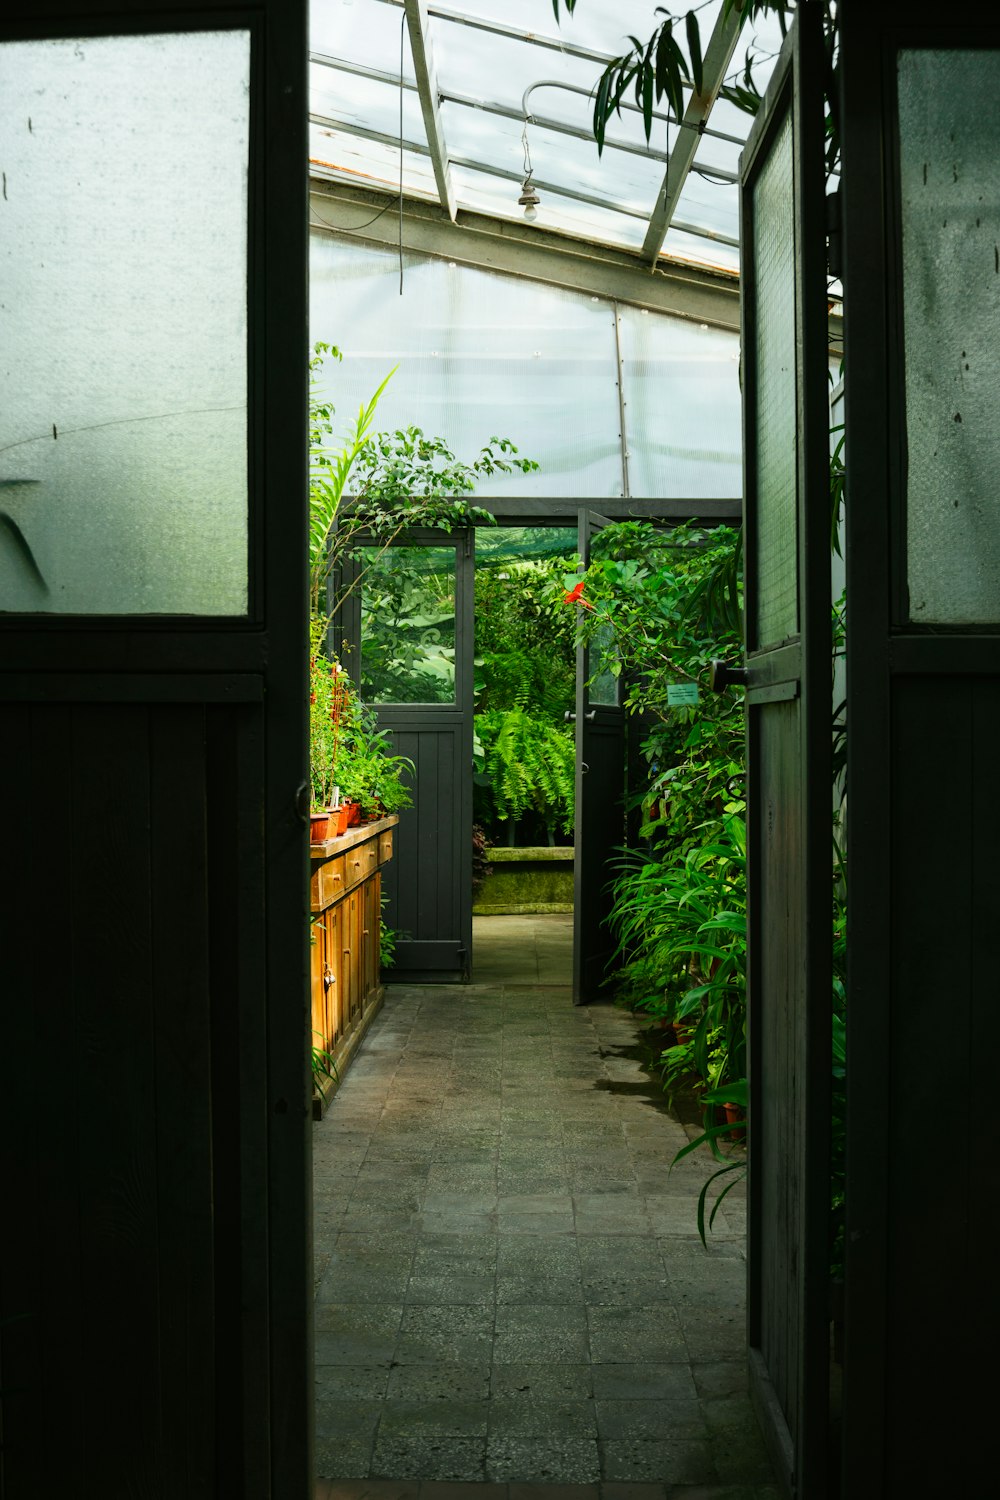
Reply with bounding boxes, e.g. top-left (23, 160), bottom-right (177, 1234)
top-left (474, 846), bottom-right (574, 914)
top-left (487, 845), bottom-right (573, 863)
